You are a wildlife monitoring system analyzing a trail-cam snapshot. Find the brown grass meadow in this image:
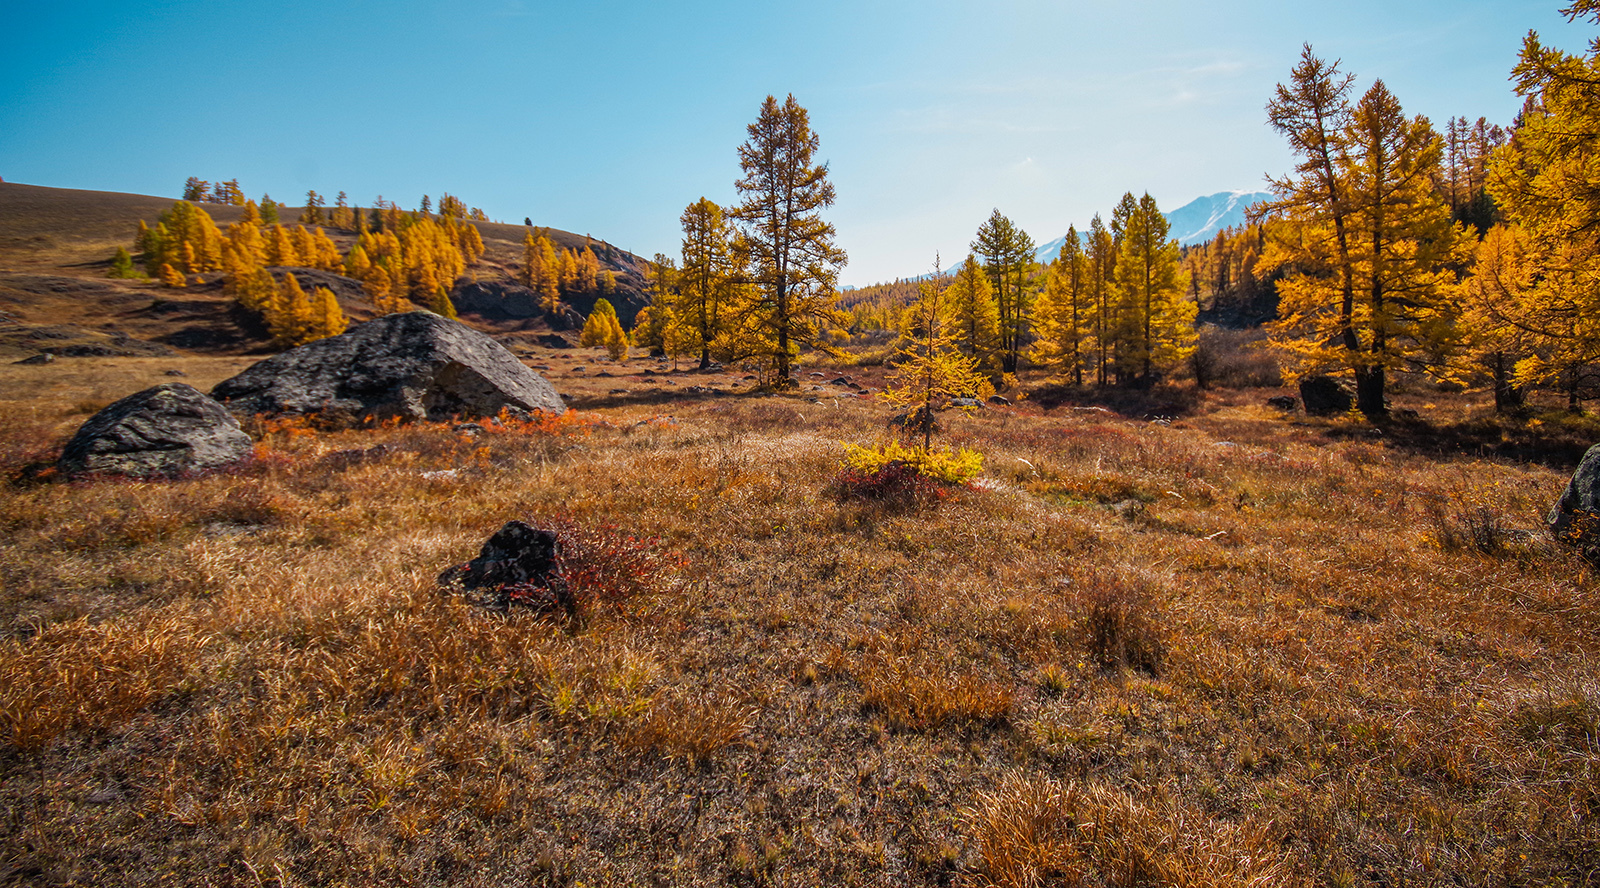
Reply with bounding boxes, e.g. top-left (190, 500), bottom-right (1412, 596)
top-left (1, 352), bottom-right (1598, 887)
